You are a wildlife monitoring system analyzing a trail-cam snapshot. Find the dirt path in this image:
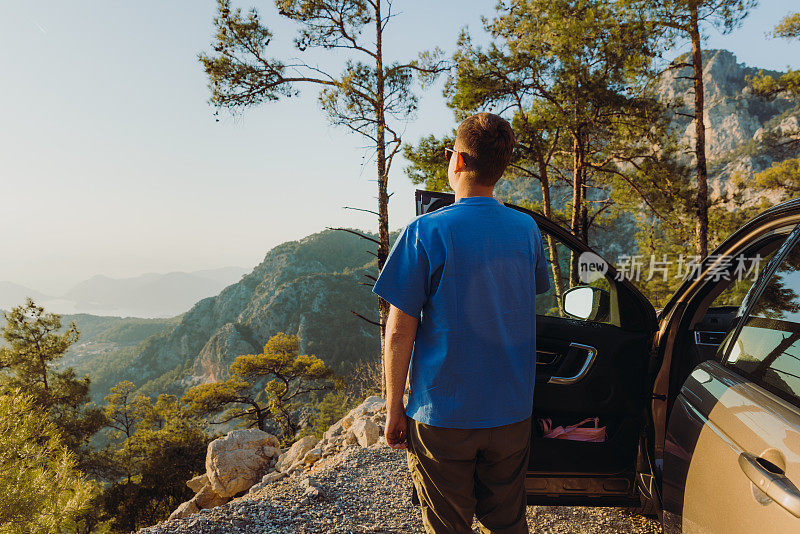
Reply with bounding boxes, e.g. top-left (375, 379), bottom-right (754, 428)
top-left (140, 446), bottom-right (662, 534)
